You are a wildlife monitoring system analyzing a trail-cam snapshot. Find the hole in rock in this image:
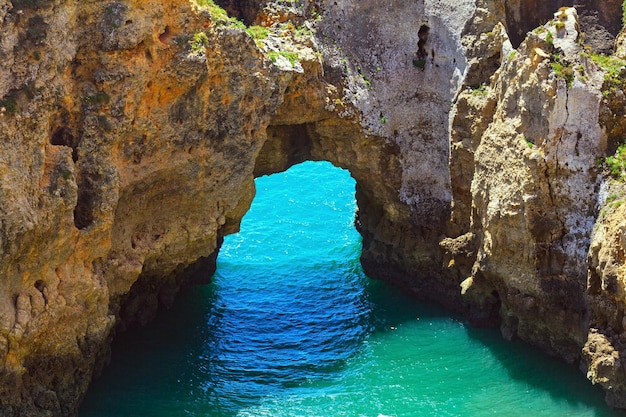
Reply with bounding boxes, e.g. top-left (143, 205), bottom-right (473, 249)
top-left (34, 279), bottom-right (47, 304)
top-left (417, 24), bottom-right (429, 61)
top-left (73, 172), bottom-right (100, 230)
top-left (25, 15), bottom-right (48, 45)
top-left (80, 161), bottom-right (620, 417)
top-left (34, 280), bottom-right (45, 293)
top-left (50, 127), bottom-right (79, 162)
top-left (158, 26), bottom-right (171, 45)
